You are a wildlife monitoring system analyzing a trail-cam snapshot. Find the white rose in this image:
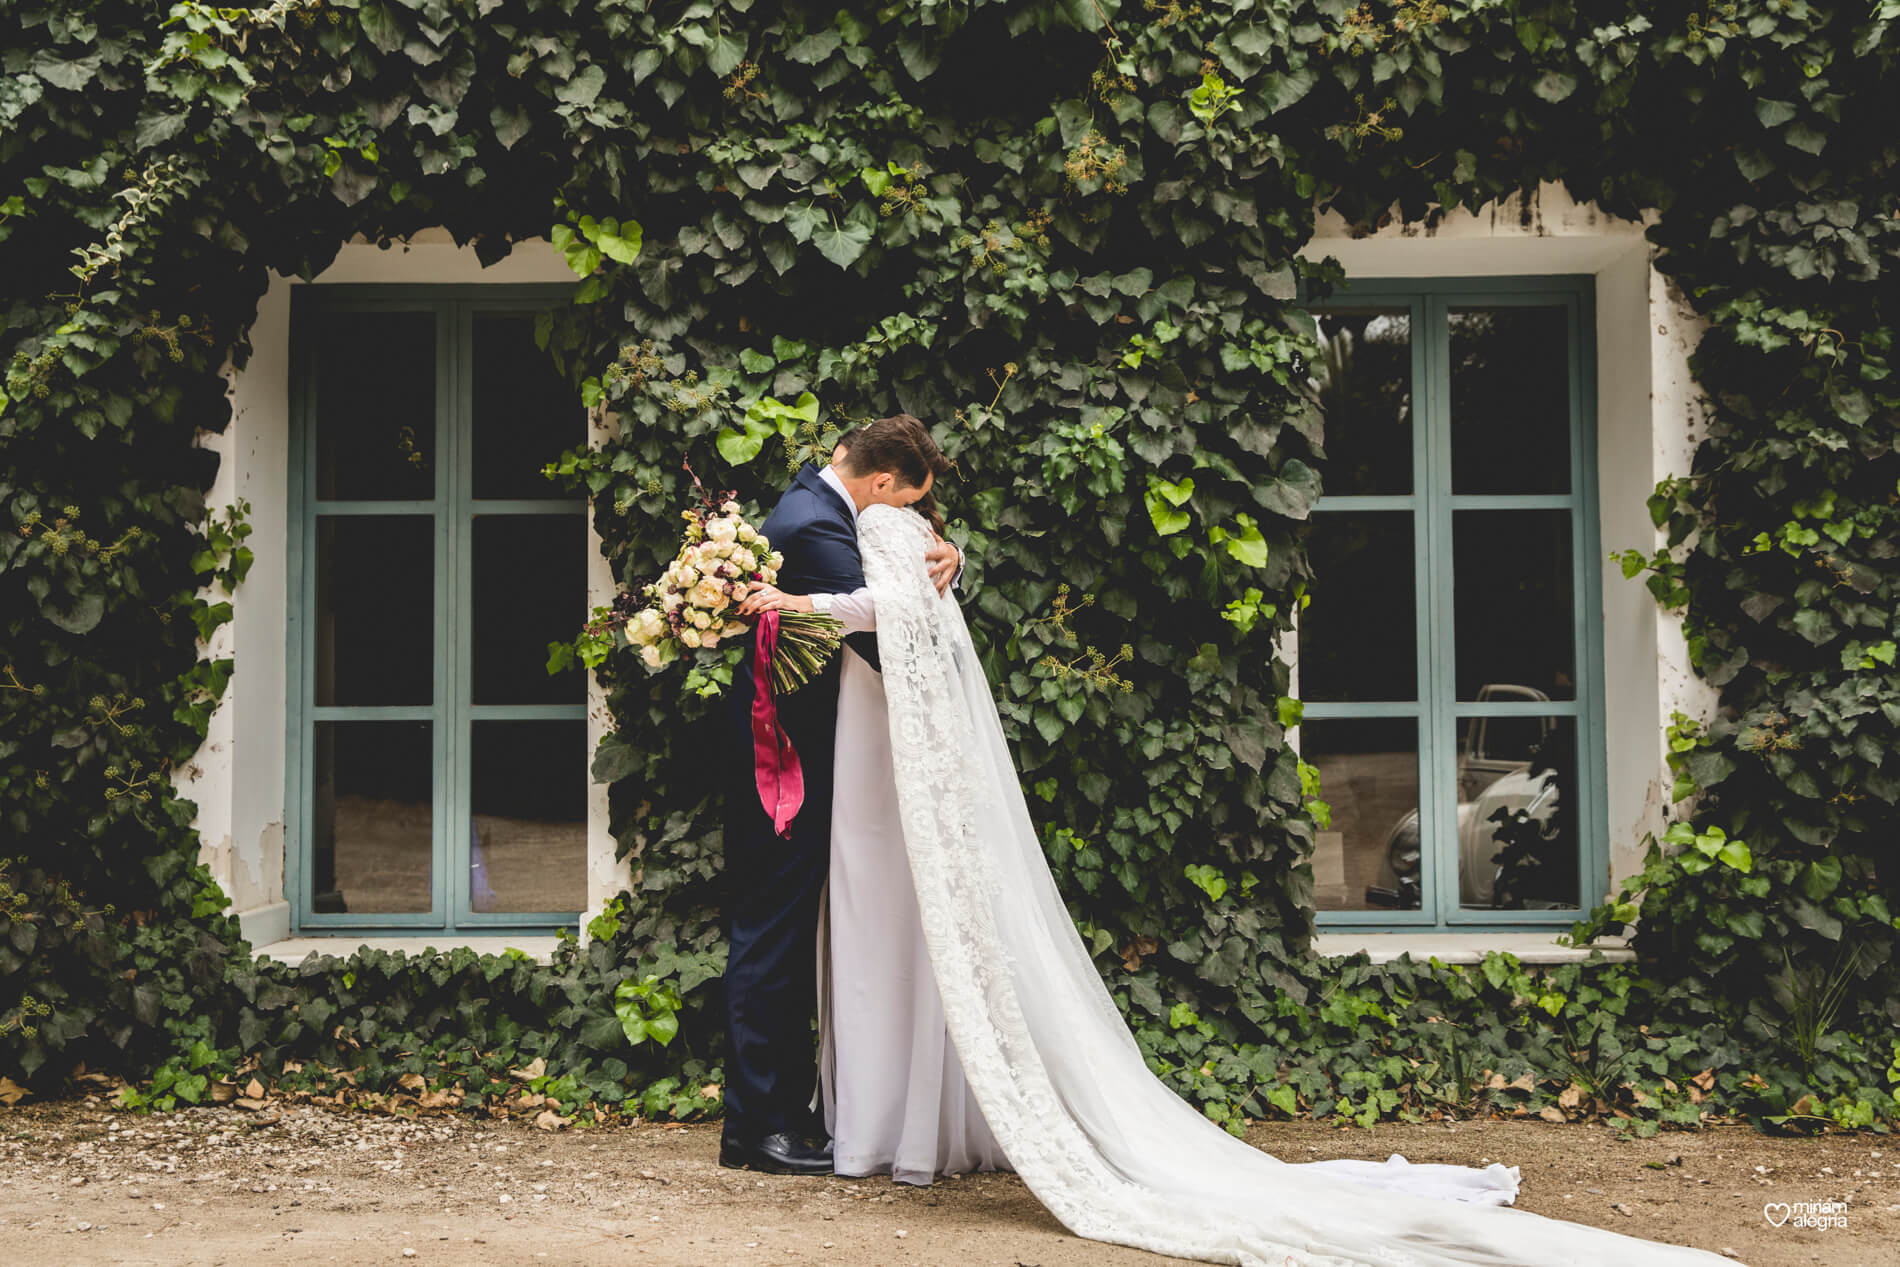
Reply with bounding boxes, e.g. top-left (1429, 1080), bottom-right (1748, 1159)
top-left (722, 499), bottom-right (742, 514)
top-left (677, 565), bottom-right (699, 587)
top-left (662, 592), bottom-right (683, 612)
top-left (700, 629), bottom-right (721, 649)
top-left (641, 645), bottom-right (663, 667)
top-left (738, 523), bottom-right (757, 543)
top-left (691, 610), bottom-right (712, 629)
top-left (706, 517), bottom-right (738, 544)
top-left (680, 627), bottom-right (701, 649)
top-left (768, 551), bottom-right (785, 570)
